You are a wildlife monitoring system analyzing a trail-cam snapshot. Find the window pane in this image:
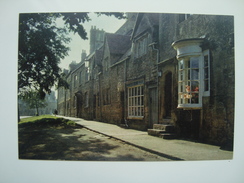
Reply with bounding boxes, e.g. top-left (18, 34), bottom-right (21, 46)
top-left (191, 81), bottom-right (199, 92)
top-left (138, 107), bottom-right (141, 116)
top-left (179, 71), bottom-right (183, 81)
top-left (192, 93), bottom-right (199, 104)
top-left (179, 60), bottom-right (184, 69)
top-left (186, 83), bottom-right (191, 92)
top-left (186, 59), bottom-right (190, 68)
top-left (190, 57), bottom-right (199, 68)
top-left (188, 69), bottom-right (191, 80)
top-left (204, 68), bottom-right (209, 79)
top-left (179, 82), bottom-right (184, 92)
top-left (204, 55), bottom-right (209, 67)
top-left (191, 69), bottom-right (199, 80)
top-left (204, 80), bottom-right (209, 91)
